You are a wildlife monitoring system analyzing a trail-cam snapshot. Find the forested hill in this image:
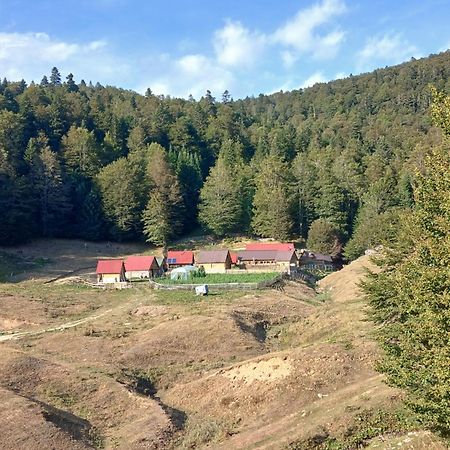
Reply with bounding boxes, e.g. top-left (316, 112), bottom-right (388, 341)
top-left (1, 52), bottom-right (450, 255)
